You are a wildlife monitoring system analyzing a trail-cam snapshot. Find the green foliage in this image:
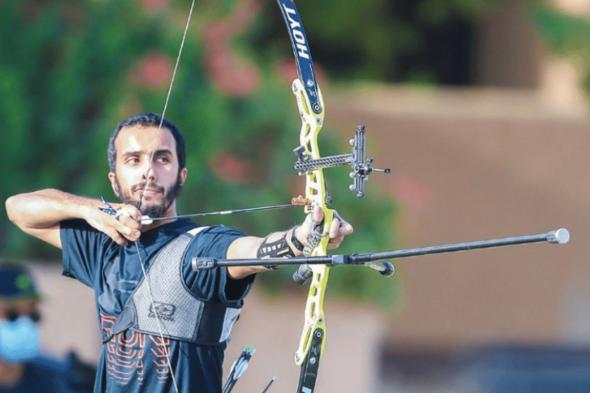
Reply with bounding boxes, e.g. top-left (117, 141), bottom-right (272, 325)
top-left (532, 3), bottom-right (590, 98)
top-left (532, 4), bottom-right (590, 55)
top-left (1, 0), bottom-right (398, 307)
top-left (251, 0), bottom-right (502, 83)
